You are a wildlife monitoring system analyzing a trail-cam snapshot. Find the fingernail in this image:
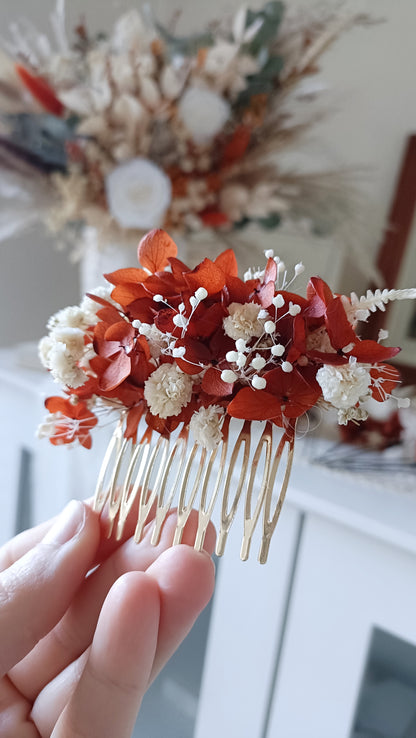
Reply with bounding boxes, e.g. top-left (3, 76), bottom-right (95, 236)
top-left (43, 500), bottom-right (85, 545)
